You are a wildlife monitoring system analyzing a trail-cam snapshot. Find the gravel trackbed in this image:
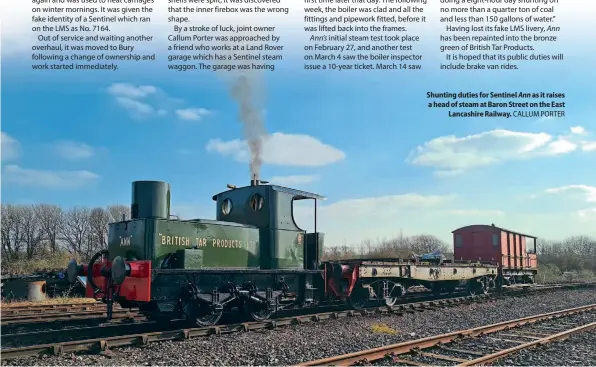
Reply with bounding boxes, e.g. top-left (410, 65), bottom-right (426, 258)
top-left (2, 289), bottom-right (595, 366)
